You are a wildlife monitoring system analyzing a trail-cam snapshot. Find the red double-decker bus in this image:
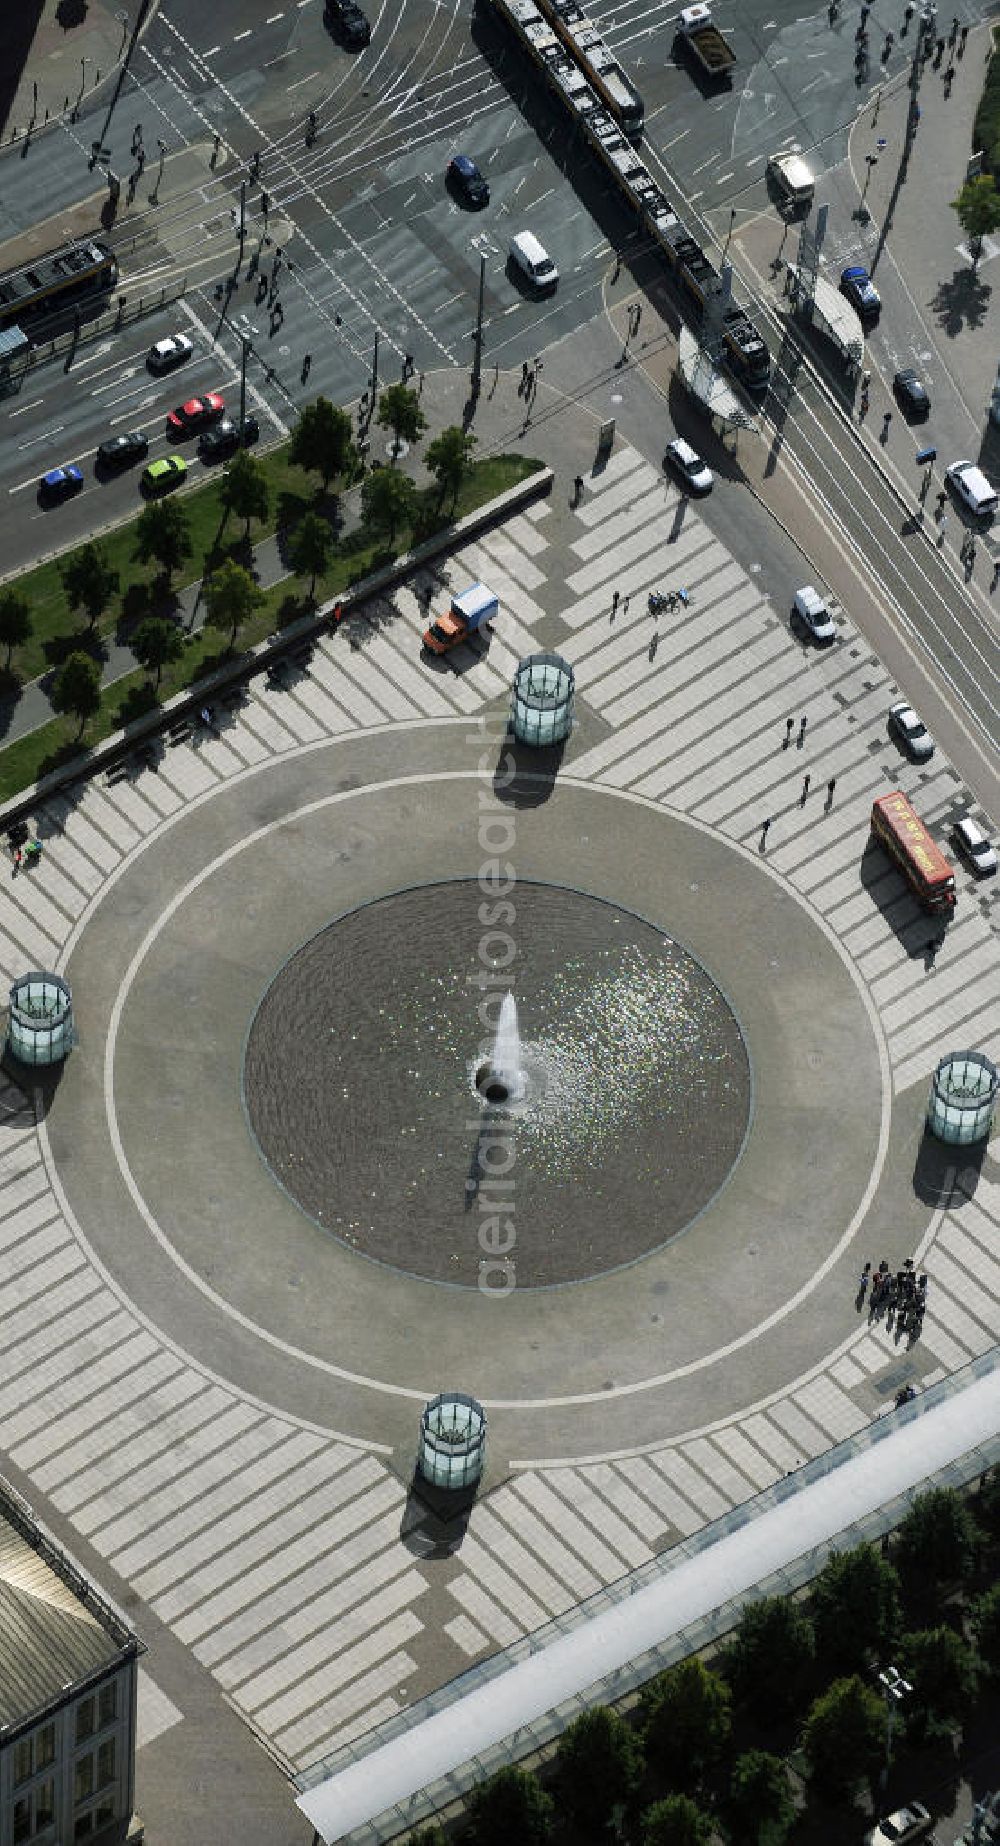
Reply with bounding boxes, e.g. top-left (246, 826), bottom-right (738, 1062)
top-left (871, 791), bottom-right (956, 914)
